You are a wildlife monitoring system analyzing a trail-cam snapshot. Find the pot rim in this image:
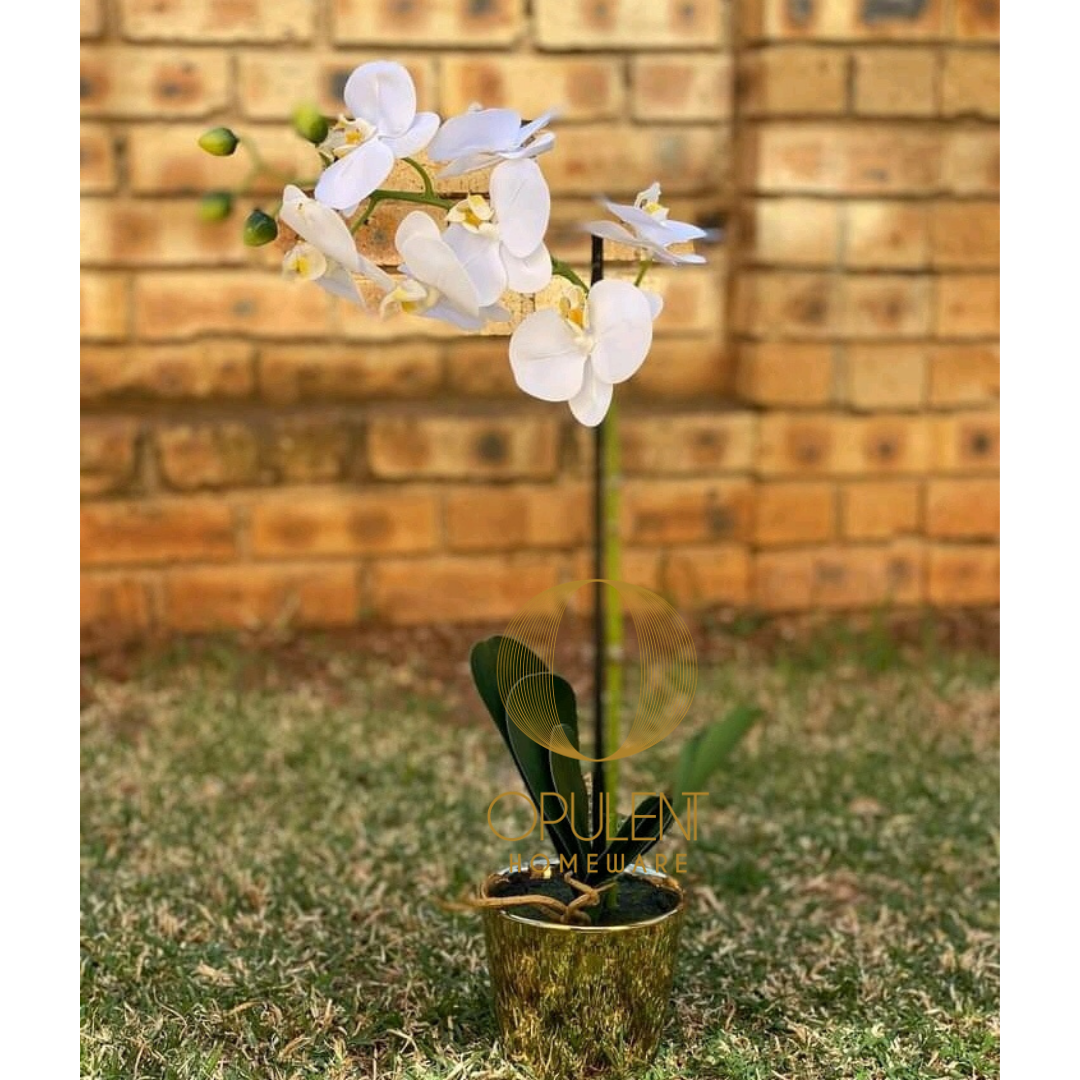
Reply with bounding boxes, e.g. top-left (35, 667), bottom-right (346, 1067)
top-left (480, 863), bottom-right (686, 933)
